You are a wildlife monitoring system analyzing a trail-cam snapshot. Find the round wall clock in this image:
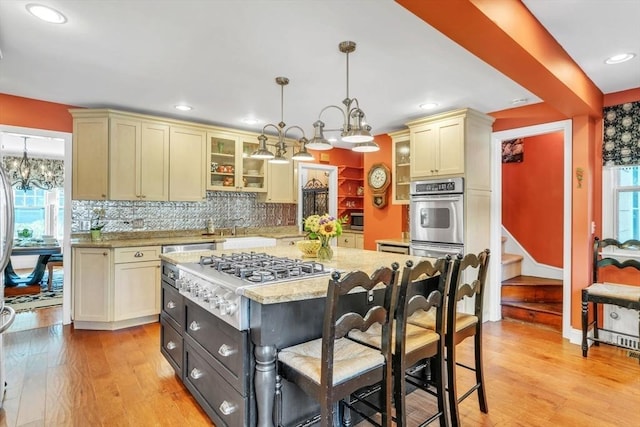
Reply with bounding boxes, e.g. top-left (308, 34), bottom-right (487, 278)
top-left (367, 163), bottom-right (391, 208)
